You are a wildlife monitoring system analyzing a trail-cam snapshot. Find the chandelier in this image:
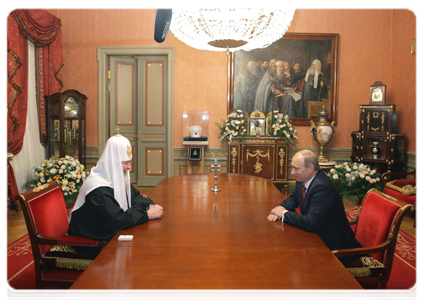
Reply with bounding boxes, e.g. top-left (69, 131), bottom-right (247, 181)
top-left (170, 8), bottom-right (296, 52)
